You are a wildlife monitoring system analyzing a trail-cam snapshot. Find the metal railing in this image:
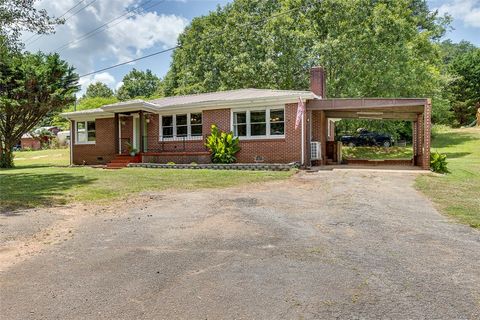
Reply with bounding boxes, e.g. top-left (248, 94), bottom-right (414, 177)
top-left (141, 135), bottom-right (208, 153)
